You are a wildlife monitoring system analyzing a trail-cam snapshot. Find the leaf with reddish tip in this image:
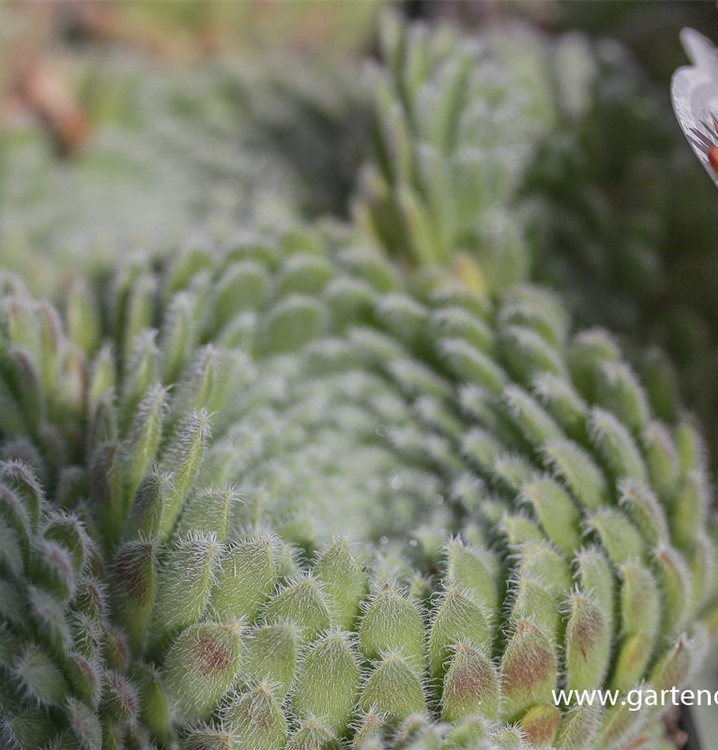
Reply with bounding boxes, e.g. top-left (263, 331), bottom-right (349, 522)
top-left (163, 622), bottom-right (242, 720)
top-left (565, 593), bottom-right (610, 692)
top-left (500, 619), bottom-right (557, 721)
top-left (441, 640), bottom-right (499, 722)
top-left (519, 703), bottom-right (561, 747)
